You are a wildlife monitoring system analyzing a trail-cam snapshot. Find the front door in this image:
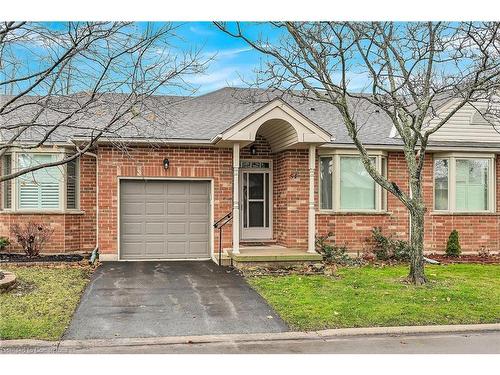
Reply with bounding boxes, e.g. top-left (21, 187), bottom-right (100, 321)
top-left (240, 161), bottom-right (272, 240)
